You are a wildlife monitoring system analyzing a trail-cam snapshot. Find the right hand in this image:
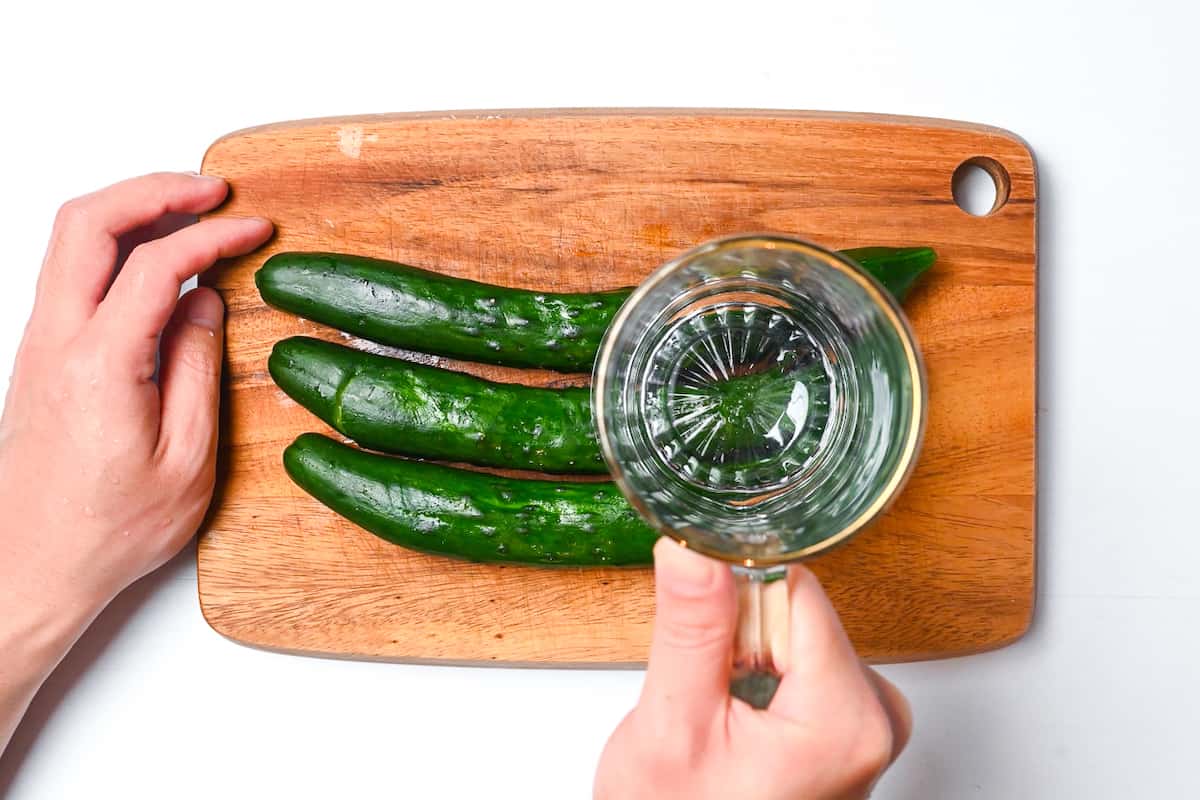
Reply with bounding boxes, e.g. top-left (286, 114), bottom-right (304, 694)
top-left (594, 538), bottom-right (911, 799)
